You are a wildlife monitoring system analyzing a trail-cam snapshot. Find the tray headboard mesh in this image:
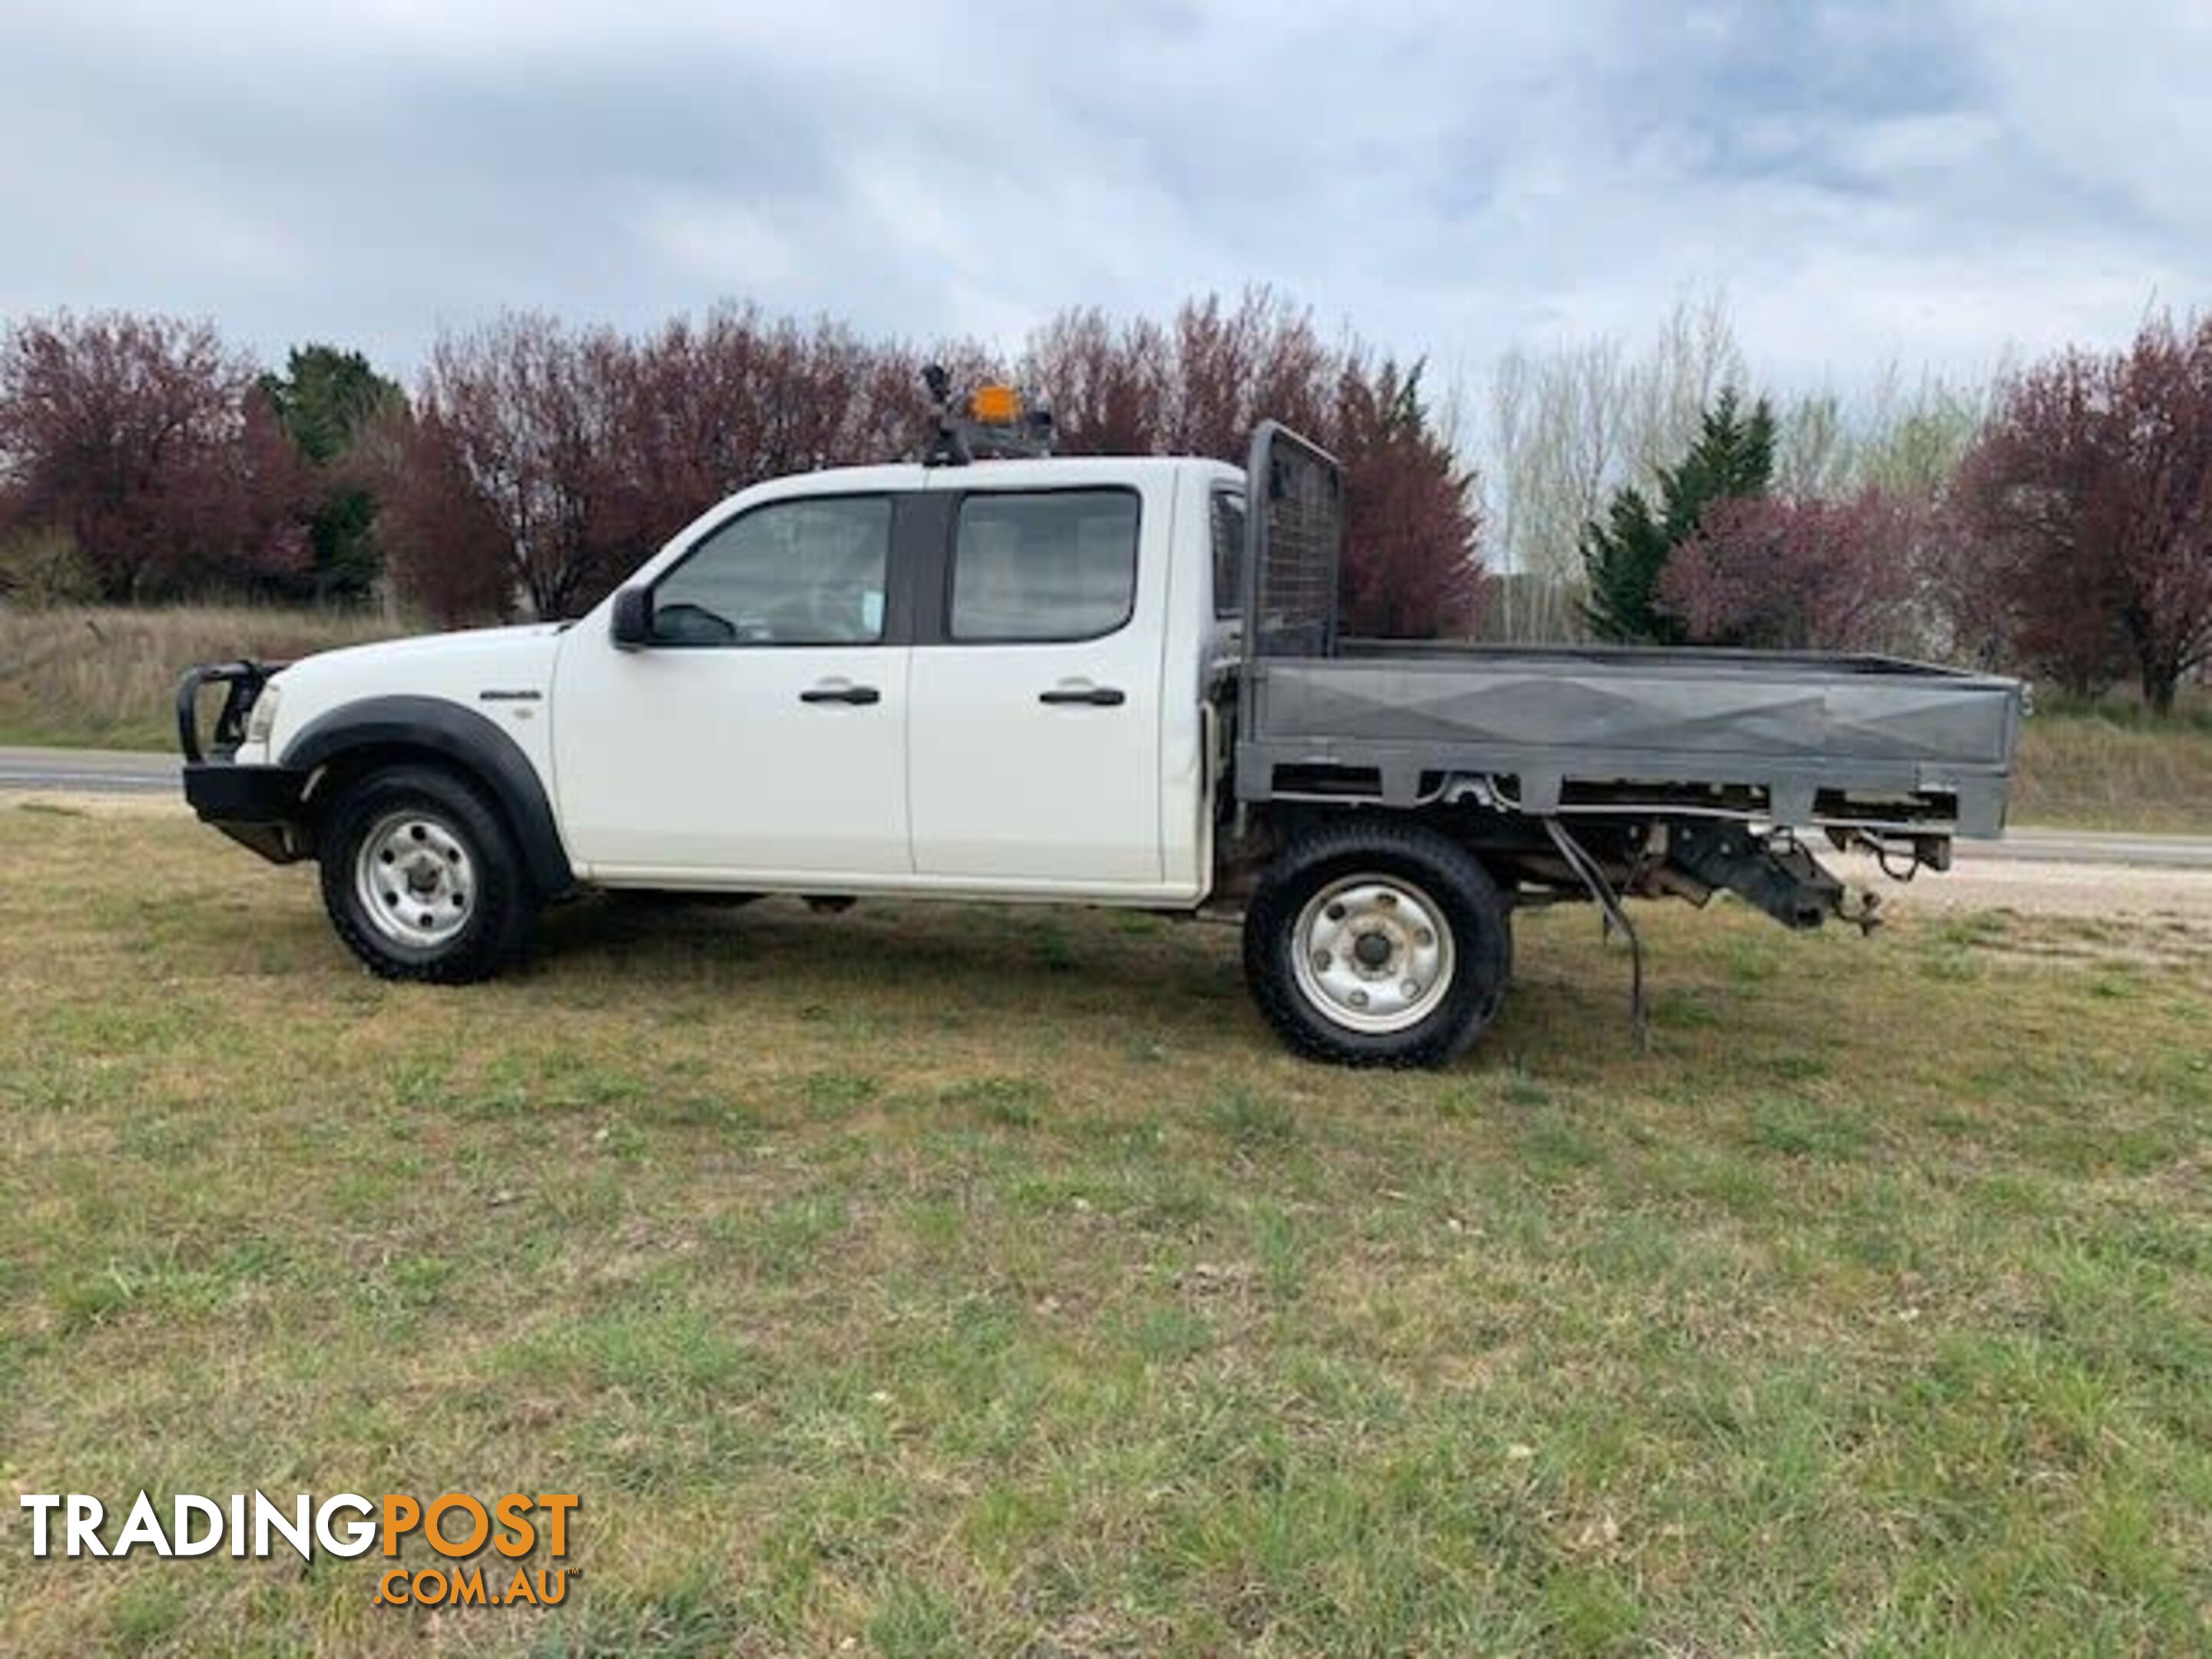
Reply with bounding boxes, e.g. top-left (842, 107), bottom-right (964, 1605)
top-left (1242, 422), bottom-right (1343, 660)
